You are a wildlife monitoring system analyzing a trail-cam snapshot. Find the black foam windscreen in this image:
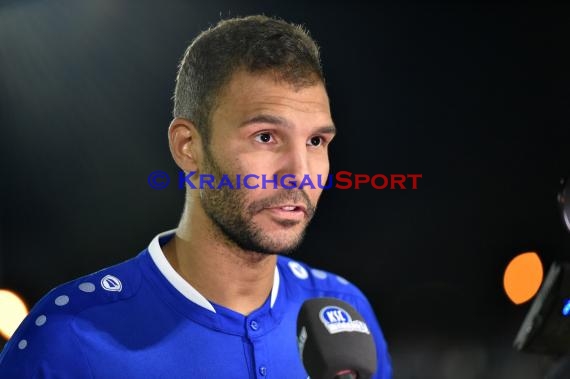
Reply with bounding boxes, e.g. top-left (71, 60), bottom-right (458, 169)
top-left (296, 297), bottom-right (377, 379)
